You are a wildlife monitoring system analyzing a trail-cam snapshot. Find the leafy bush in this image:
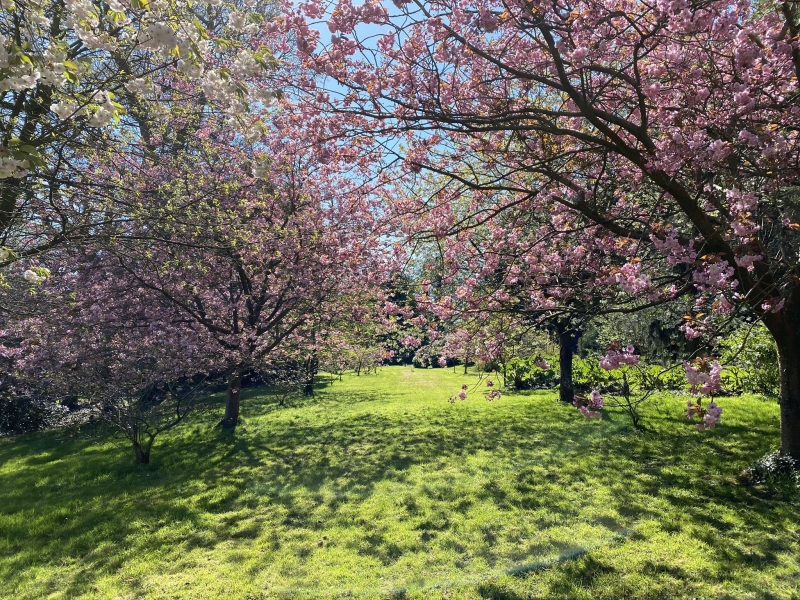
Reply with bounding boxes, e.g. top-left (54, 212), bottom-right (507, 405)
top-left (572, 356), bottom-right (613, 391)
top-left (741, 451), bottom-right (800, 492)
top-left (505, 356), bottom-right (557, 389)
top-left (636, 364), bottom-right (687, 391)
top-left (719, 324), bottom-right (779, 398)
top-left (0, 394), bottom-right (66, 434)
